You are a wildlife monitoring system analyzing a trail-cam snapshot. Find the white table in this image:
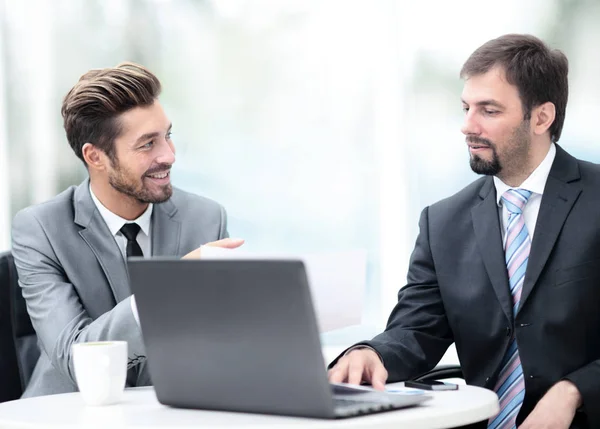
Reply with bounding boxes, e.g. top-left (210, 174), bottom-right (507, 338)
top-left (0, 383), bottom-right (498, 429)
